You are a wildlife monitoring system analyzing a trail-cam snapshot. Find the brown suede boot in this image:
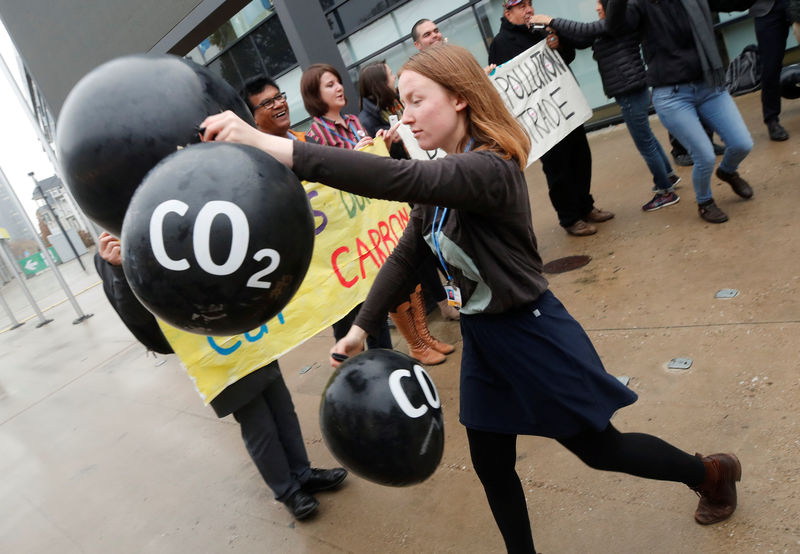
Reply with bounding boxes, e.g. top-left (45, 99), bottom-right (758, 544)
top-left (692, 453), bottom-right (742, 525)
top-left (409, 285), bottom-right (455, 355)
top-left (389, 301), bottom-right (446, 365)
